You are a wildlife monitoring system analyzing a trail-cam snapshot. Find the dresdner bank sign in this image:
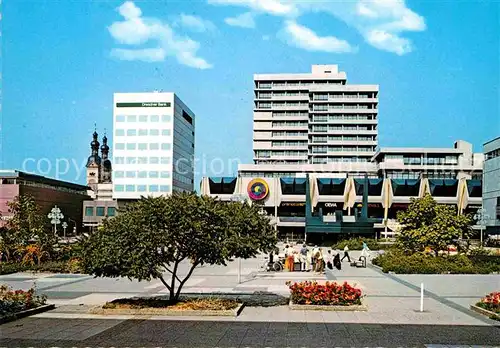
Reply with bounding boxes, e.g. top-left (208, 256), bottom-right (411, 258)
top-left (116, 102), bottom-right (171, 108)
